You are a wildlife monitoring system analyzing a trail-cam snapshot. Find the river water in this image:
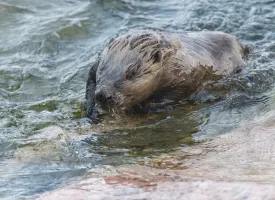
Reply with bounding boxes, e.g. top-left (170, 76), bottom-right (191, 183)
top-left (1, 0), bottom-right (275, 199)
